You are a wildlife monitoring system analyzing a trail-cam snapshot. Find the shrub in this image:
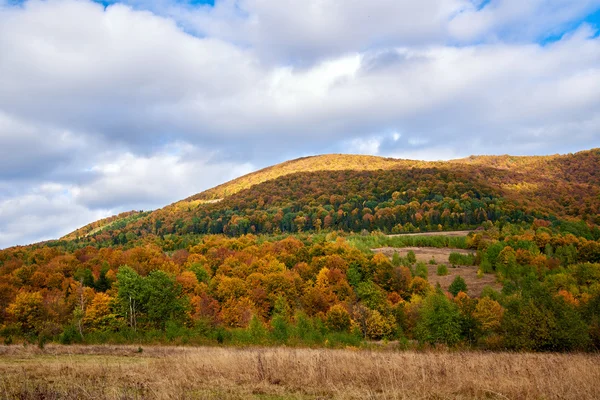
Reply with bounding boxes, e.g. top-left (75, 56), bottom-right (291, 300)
top-left (59, 325), bottom-right (80, 345)
top-left (449, 252), bottom-right (475, 266)
top-left (436, 264), bottom-right (448, 276)
top-left (406, 251), bottom-right (417, 265)
top-left (448, 276), bottom-right (468, 296)
top-left (270, 315), bottom-right (289, 343)
top-left (415, 262), bottom-right (428, 280)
